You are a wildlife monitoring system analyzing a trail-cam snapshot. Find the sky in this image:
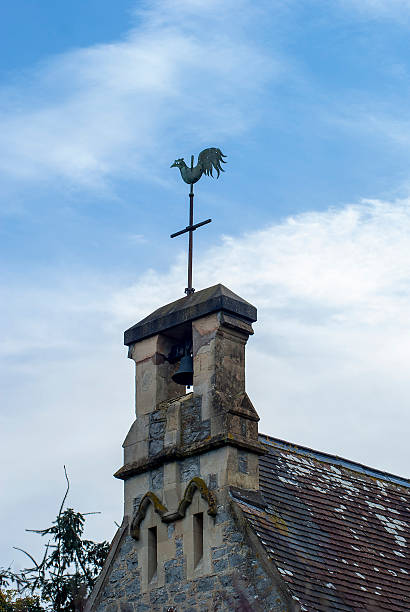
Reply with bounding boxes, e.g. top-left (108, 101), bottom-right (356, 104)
top-left (2, 0), bottom-right (410, 568)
